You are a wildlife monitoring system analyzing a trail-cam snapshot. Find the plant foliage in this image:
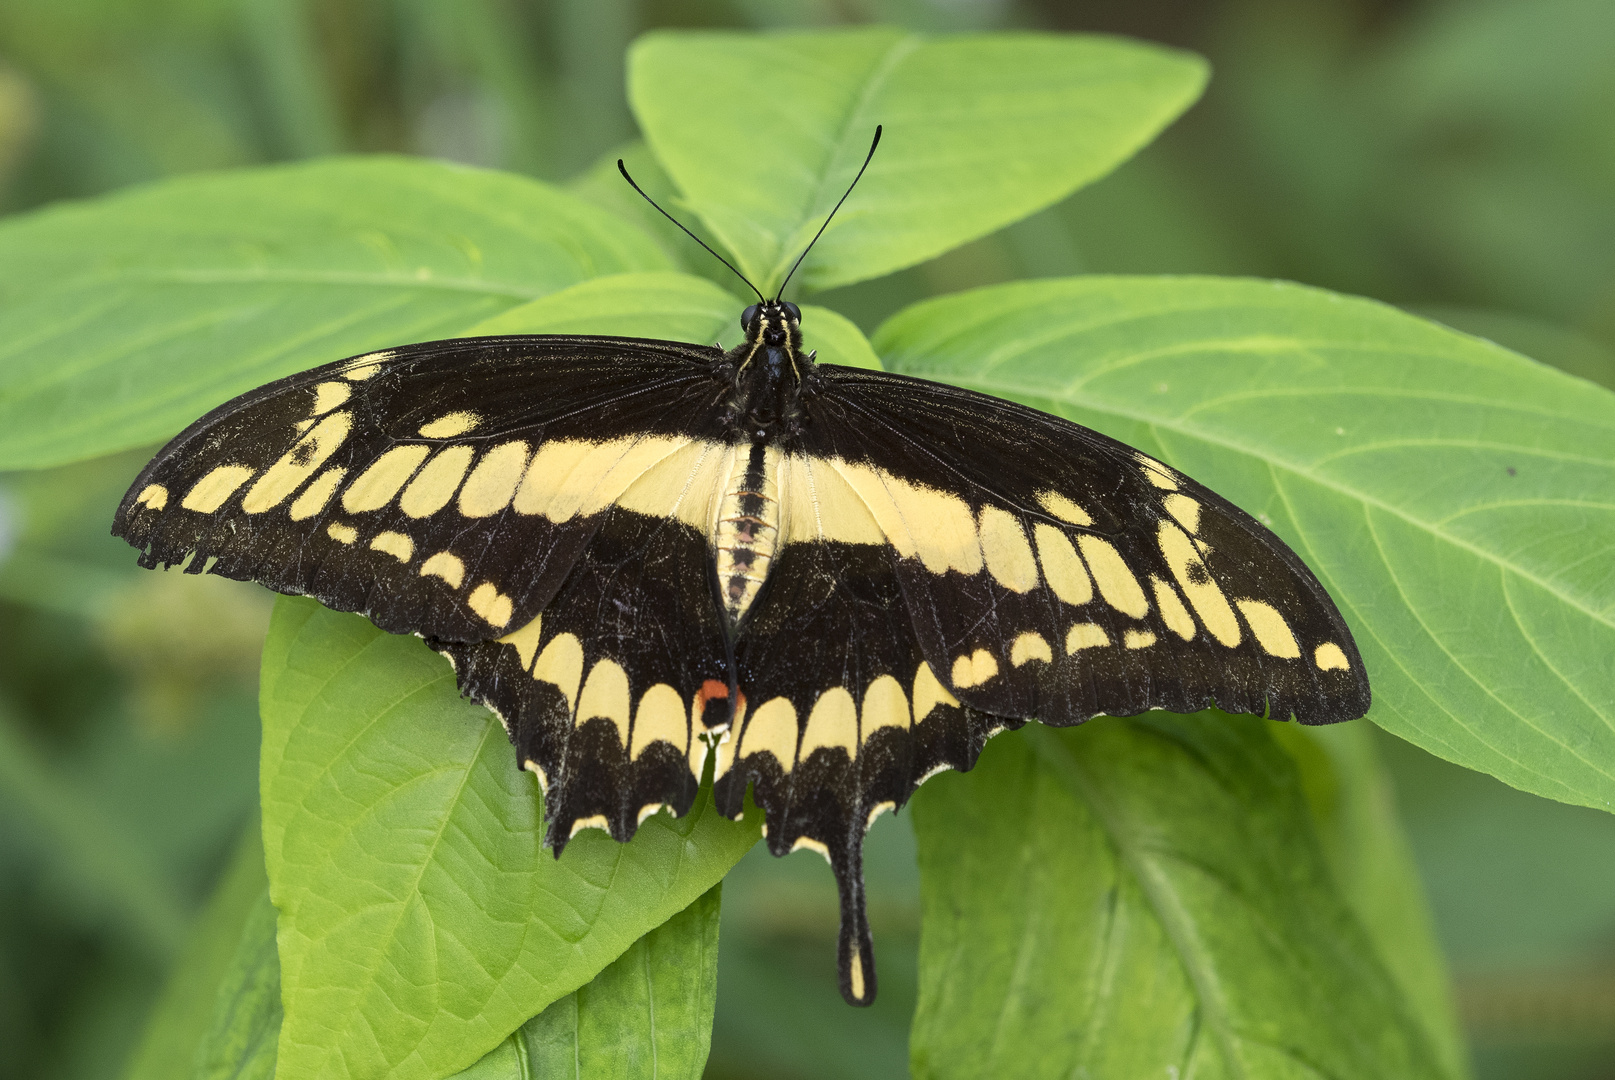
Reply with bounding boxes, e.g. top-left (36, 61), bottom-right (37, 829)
top-left (0, 22), bottom-right (1608, 1080)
